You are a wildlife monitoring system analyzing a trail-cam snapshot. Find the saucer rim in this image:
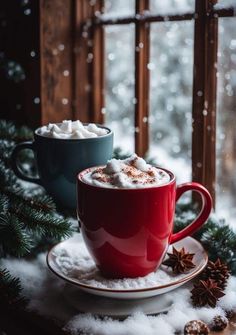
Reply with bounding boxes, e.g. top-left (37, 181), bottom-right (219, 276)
top-left (47, 235), bottom-right (208, 294)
